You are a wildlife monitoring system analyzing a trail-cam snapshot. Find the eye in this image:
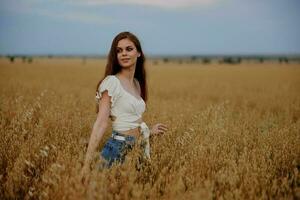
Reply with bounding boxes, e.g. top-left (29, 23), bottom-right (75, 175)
top-left (126, 47), bottom-right (133, 51)
top-left (116, 48), bottom-right (122, 53)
